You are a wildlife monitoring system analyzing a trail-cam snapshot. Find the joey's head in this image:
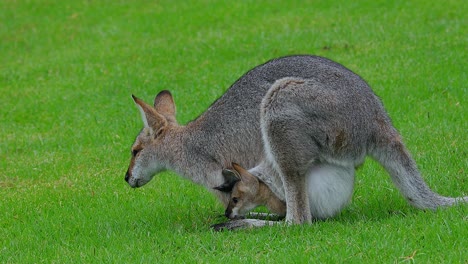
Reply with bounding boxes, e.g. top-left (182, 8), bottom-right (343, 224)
top-left (214, 163), bottom-right (260, 219)
top-left (125, 91), bottom-right (177, 188)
